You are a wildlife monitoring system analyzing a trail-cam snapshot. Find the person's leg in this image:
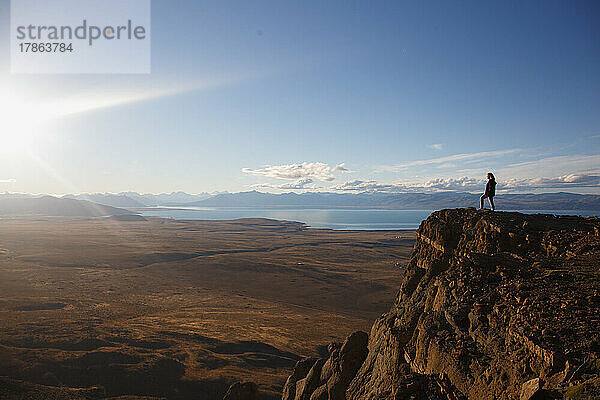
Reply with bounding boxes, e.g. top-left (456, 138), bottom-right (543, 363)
top-left (480, 195), bottom-right (486, 209)
top-left (489, 196), bottom-right (495, 211)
